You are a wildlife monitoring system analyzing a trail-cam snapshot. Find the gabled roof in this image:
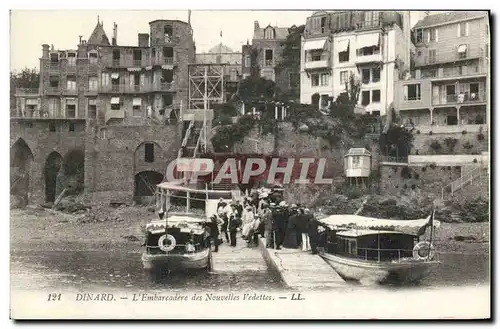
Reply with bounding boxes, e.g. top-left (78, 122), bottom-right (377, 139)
top-left (253, 23), bottom-right (289, 40)
top-left (344, 148), bottom-right (371, 157)
top-left (88, 21), bottom-right (111, 46)
top-left (413, 11), bottom-right (488, 29)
